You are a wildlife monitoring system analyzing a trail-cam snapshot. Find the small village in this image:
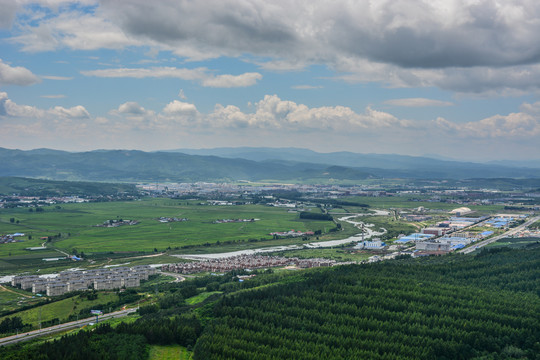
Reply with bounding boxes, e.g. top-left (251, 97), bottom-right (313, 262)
top-left (213, 218), bottom-right (257, 224)
top-left (162, 255), bottom-right (337, 274)
top-left (0, 233), bottom-right (25, 245)
top-left (269, 230), bottom-right (315, 238)
top-left (95, 219), bottom-right (139, 227)
top-left (157, 216), bottom-right (188, 223)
